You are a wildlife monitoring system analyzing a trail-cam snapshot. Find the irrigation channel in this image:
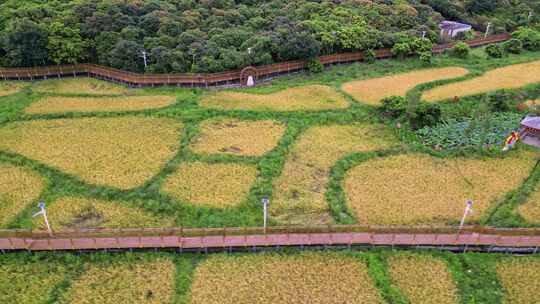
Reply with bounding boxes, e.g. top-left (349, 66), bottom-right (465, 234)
top-left (1, 225), bottom-right (539, 254)
top-left (0, 34), bottom-right (510, 88)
